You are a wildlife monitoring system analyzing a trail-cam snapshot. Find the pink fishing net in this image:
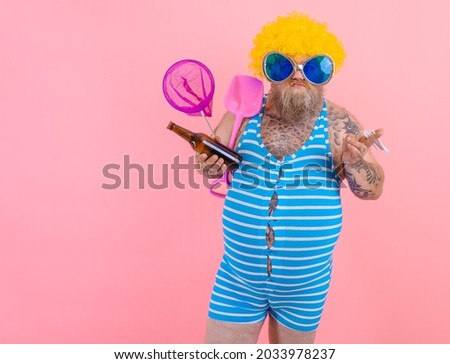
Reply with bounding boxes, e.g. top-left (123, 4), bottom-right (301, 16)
top-left (162, 59), bottom-right (215, 117)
